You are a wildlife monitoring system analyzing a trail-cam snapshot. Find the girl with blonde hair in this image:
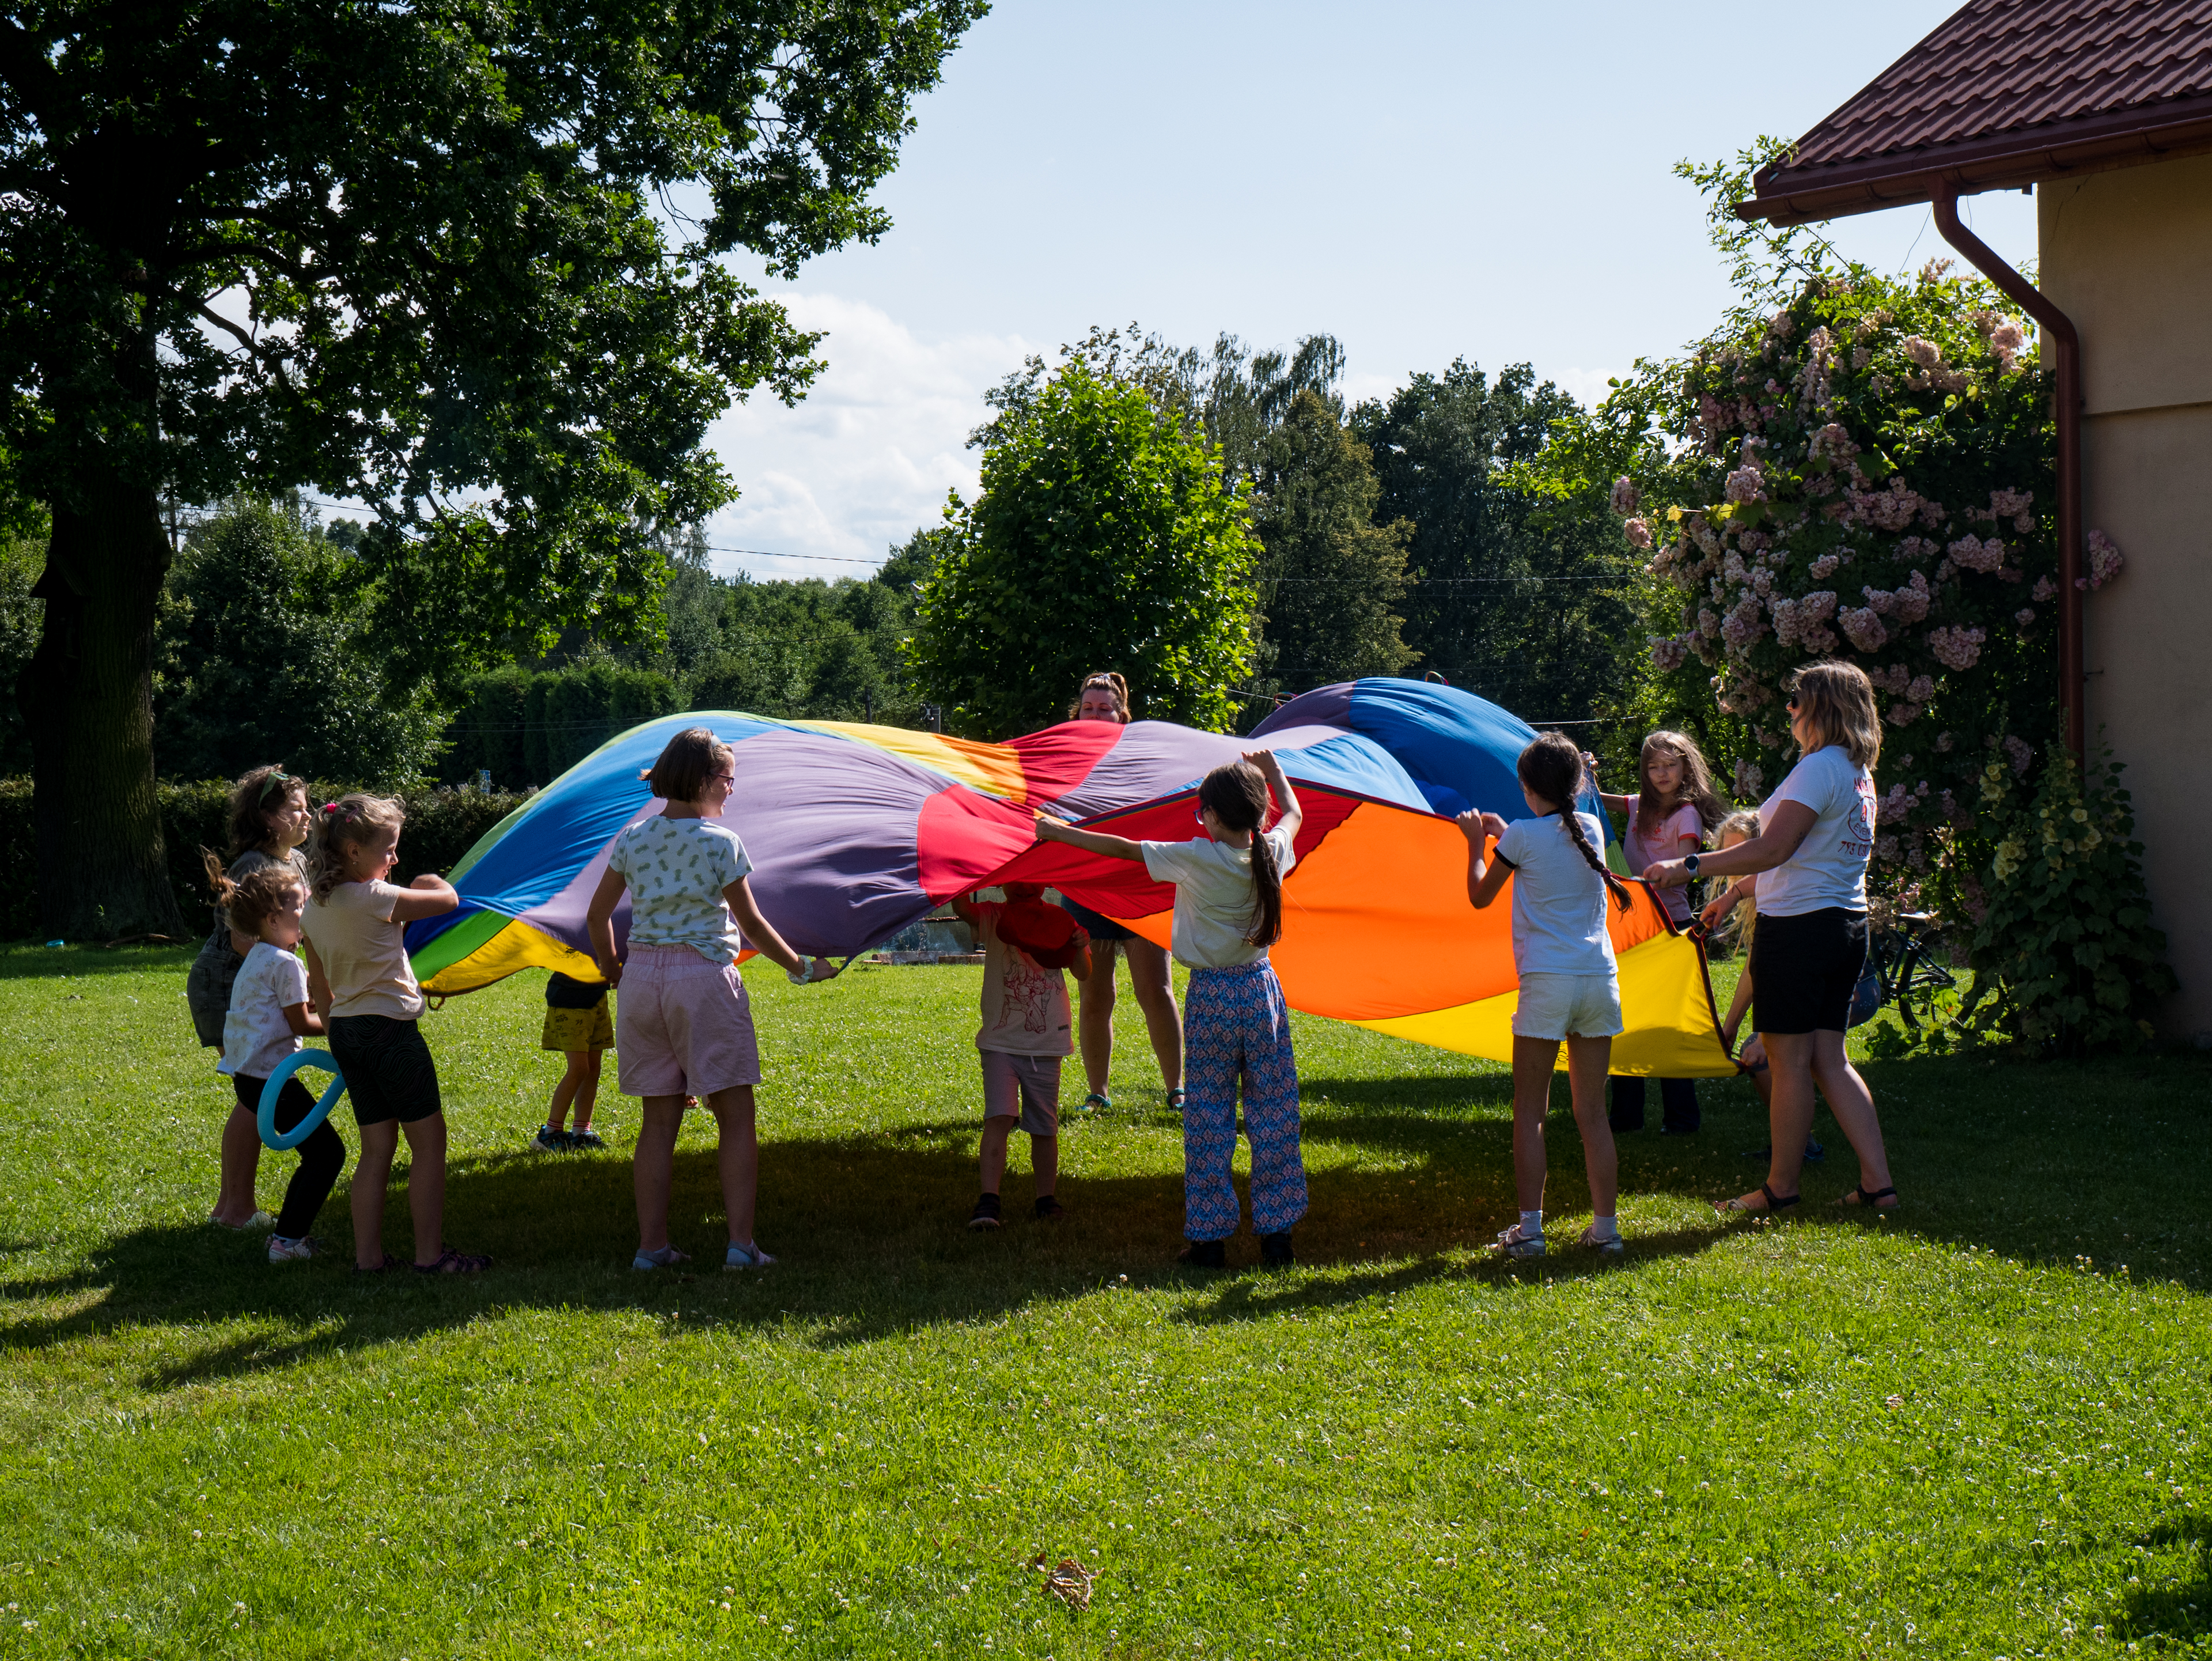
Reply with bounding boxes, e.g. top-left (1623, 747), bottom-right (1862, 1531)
top-left (1648, 661), bottom-right (1896, 1214)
